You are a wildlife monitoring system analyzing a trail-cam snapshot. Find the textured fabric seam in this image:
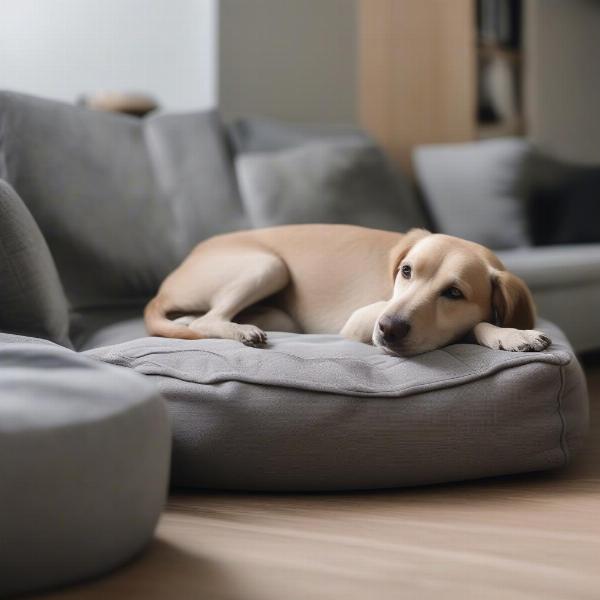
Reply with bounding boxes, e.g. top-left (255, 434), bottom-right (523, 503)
top-left (115, 345), bottom-right (565, 368)
top-left (127, 356), bottom-right (471, 394)
top-left (130, 355), bottom-right (566, 400)
top-left (439, 347), bottom-right (474, 370)
top-left (556, 364), bottom-right (569, 466)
